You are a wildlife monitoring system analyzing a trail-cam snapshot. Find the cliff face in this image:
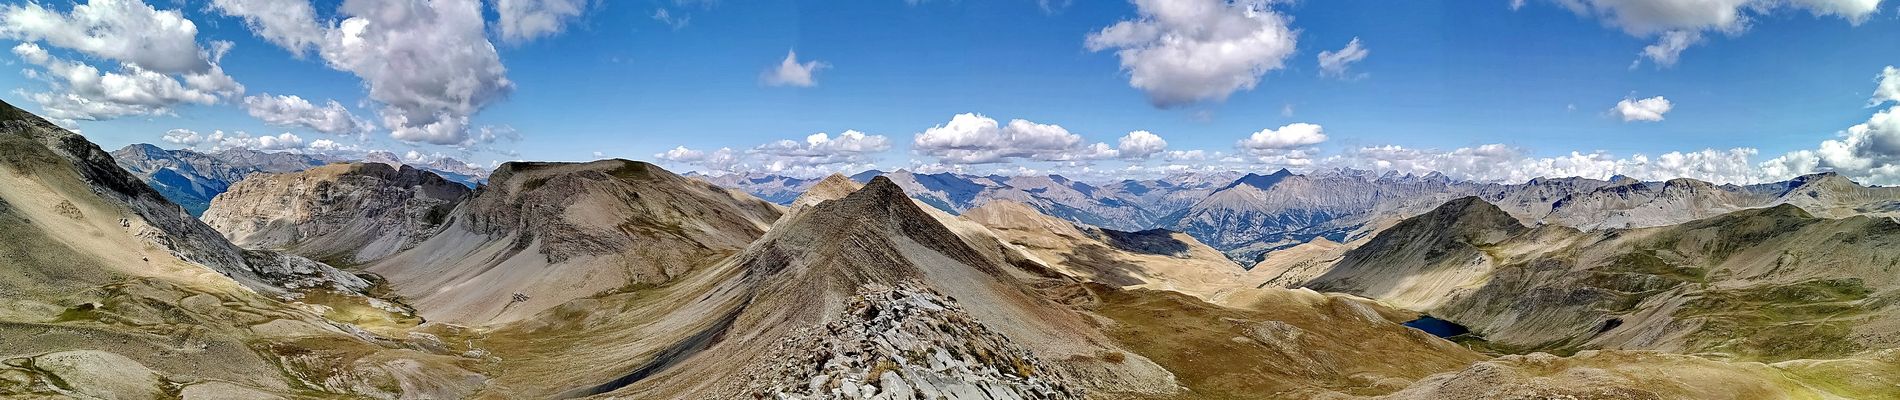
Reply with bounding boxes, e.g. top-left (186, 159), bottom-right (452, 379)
top-left (203, 162), bottom-right (472, 265)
